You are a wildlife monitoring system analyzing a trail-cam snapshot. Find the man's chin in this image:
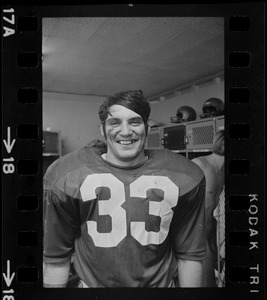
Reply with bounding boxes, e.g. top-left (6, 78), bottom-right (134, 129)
top-left (118, 151), bottom-right (139, 161)
top-left (109, 141), bottom-right (146, 162)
